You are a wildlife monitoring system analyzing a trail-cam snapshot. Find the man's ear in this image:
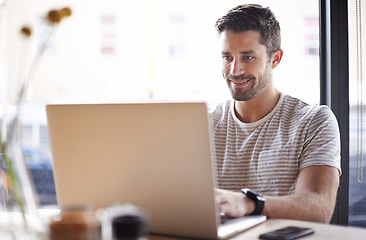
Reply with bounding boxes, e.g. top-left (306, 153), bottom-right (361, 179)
top-left (271, 49), bottom-right (283, 69)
